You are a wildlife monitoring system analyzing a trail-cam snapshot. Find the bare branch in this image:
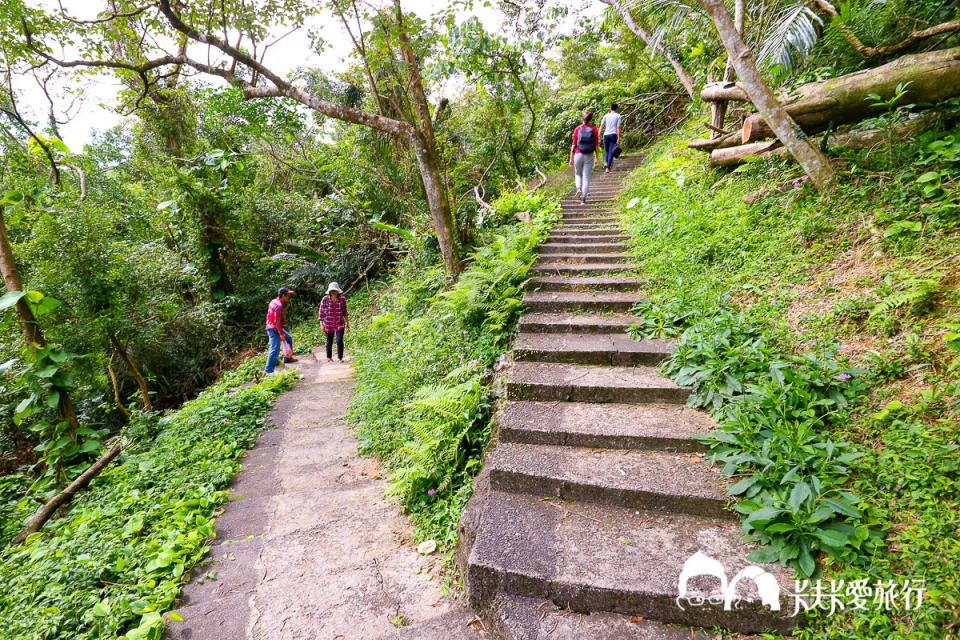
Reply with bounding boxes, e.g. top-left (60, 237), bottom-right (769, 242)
top-left (56, 0), bottom-right (155, 25)
top-left (809, 0), bottom-right (960, 57)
